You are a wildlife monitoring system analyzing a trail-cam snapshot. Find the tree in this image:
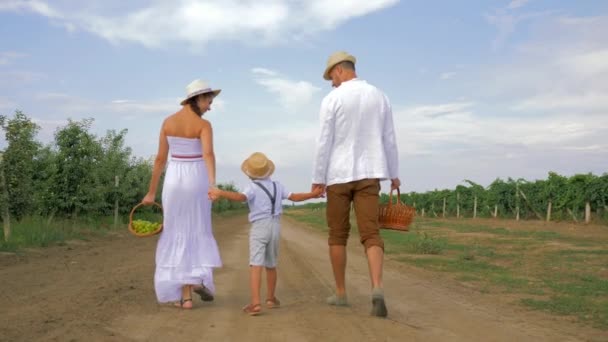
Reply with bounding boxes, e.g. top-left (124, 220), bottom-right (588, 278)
top-left (51, 118), bottom-right (103, 219)
top-left (0, 111), bottom-right (40, 220)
